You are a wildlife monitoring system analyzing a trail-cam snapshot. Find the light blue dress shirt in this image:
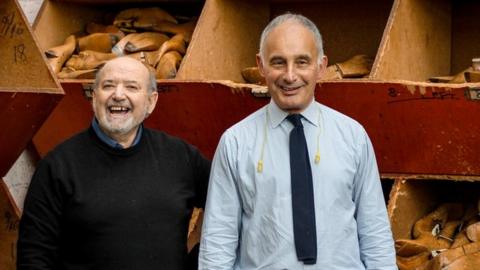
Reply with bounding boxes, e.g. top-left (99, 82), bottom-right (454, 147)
top-left (199, 99), bottom-right (397, 270)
